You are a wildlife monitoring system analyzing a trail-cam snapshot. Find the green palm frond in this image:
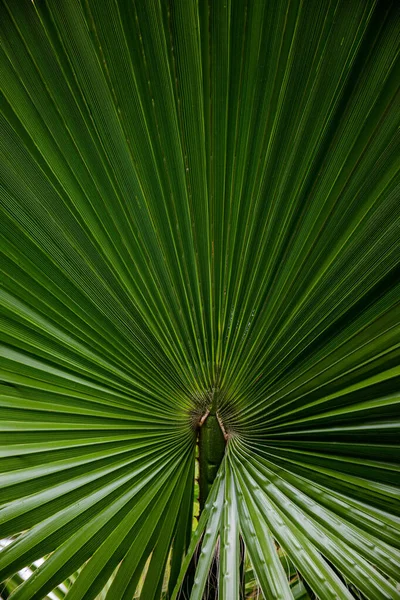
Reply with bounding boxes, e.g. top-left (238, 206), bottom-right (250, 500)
top-left (0, 0), bottom-right (399, 599)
